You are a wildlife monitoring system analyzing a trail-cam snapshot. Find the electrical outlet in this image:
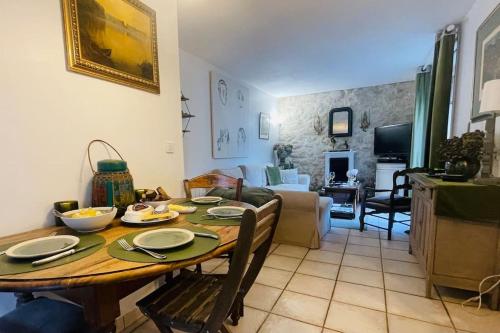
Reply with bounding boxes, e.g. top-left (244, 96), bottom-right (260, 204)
top-left (166, 141), bottom-right (174, 154)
